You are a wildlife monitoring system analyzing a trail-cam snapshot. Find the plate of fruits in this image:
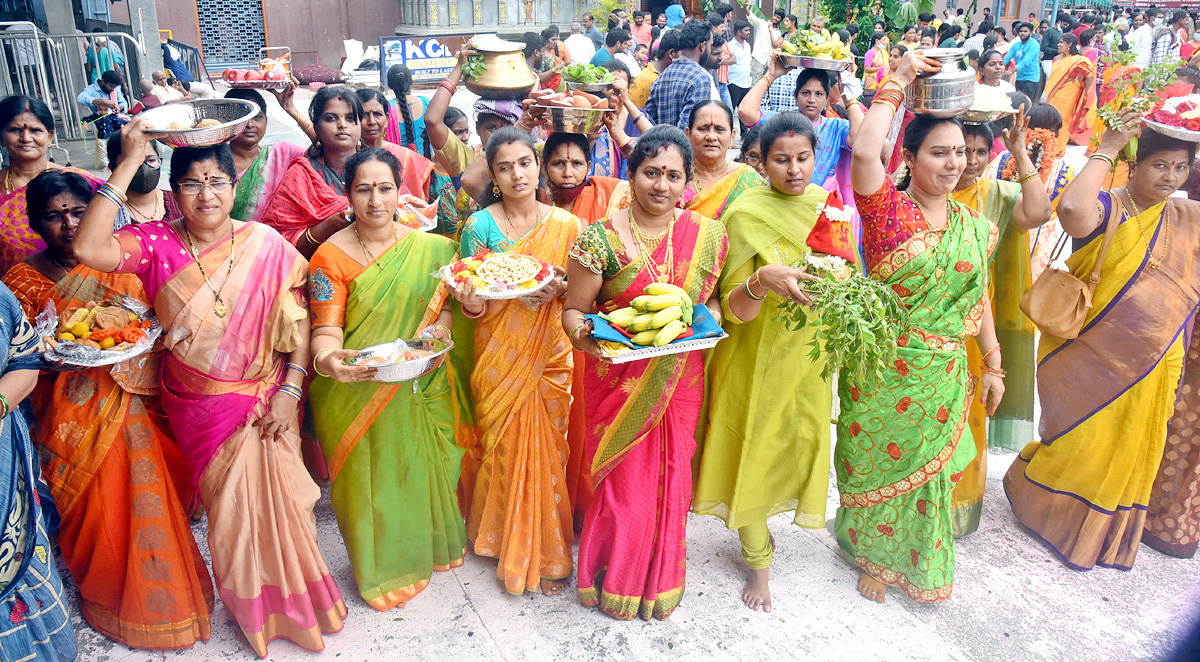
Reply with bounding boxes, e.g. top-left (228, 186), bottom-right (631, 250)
top-left (585, 282), bottom-right (727, 364)
top-left (36, 299), bottom-right (162, 367)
